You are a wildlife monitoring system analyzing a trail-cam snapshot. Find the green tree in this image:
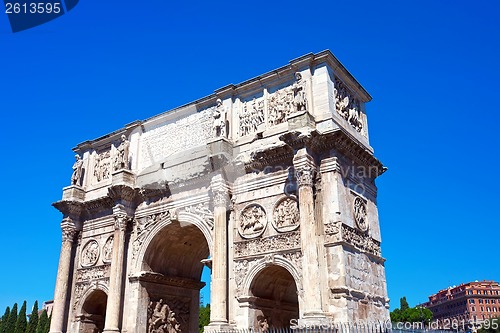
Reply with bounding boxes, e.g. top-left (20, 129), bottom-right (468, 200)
top-left (26, 301), bottom-right (39, 333)
top-left (6, 303), bottom-right (18, 333)
top-left (44, 314), bottom-right (51, 333)
top-left (35, 310), bottom-right (47, 333)
top-left (0, 306), bottom-right (10, 333)
top-left (199, 304), bottom-right (210, 333)
top-left (400, 297), bottom-right (409, 311)
top-left (390, 308), bottom-right (401, 323)
top-left (14, 301), bottom-right (27, 333)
